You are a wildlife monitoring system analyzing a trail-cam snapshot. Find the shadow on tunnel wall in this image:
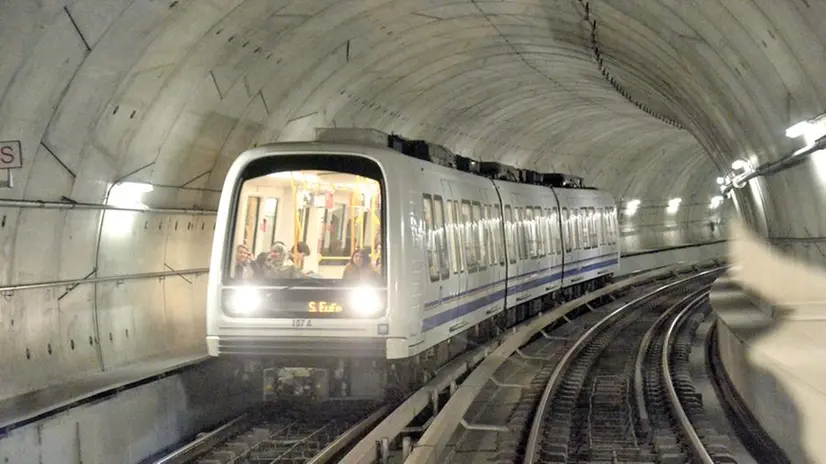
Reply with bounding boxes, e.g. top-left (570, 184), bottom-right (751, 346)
top-left (717, 215), bottom-right (826, 463)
